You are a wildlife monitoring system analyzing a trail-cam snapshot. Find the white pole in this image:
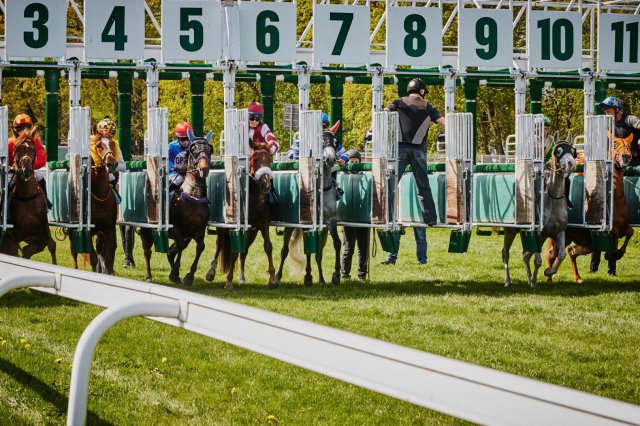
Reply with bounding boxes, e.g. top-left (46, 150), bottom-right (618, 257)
top-left (298, 65), bottom-right (310, 111)
top-left (0, 273), bottom-right (56, 298)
